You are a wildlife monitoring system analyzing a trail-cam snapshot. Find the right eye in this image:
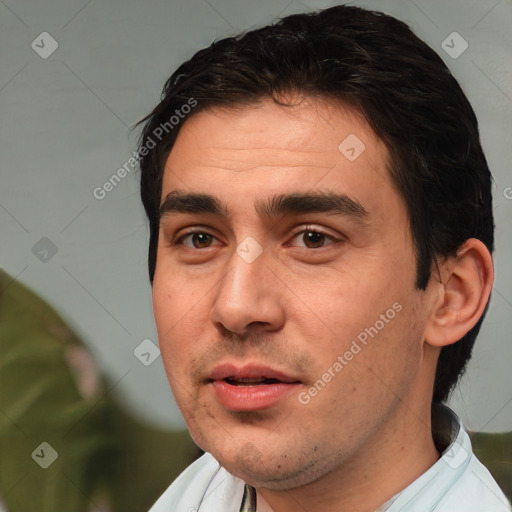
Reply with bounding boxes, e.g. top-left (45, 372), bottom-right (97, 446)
top-left (173, 231), bottom-right (221, 249)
